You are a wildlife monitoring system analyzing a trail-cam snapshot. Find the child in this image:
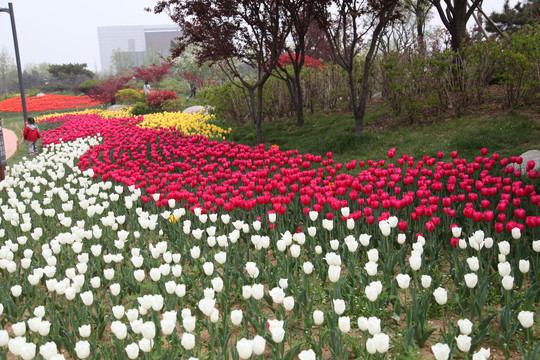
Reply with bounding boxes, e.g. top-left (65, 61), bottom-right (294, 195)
top-left (23, 117), bottom-right (41, 156)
